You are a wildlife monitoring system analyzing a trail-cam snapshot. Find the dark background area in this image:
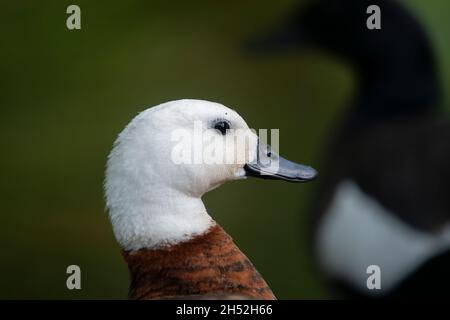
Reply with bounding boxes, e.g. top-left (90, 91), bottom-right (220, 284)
top-left (0, 0), bottom-right (449, 299)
